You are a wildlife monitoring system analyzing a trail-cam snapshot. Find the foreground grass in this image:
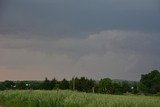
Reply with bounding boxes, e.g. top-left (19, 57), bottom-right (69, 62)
top-left (0, 90), bottom-right (160, 107)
